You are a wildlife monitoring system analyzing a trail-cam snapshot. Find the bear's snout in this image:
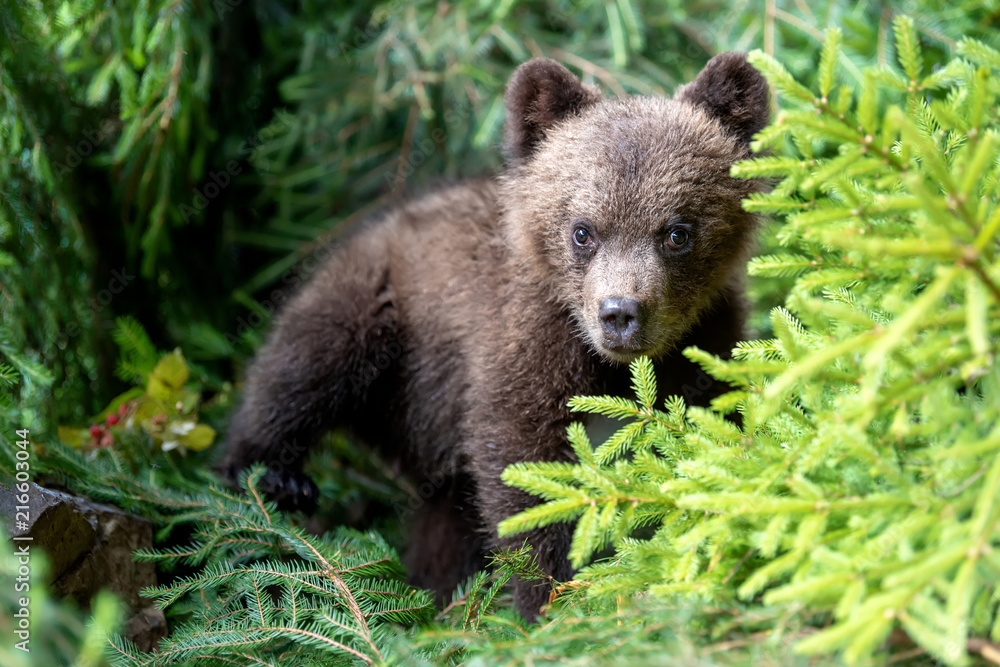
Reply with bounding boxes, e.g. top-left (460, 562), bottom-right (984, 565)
top-left (598, 297), bottom-right (646, 349)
